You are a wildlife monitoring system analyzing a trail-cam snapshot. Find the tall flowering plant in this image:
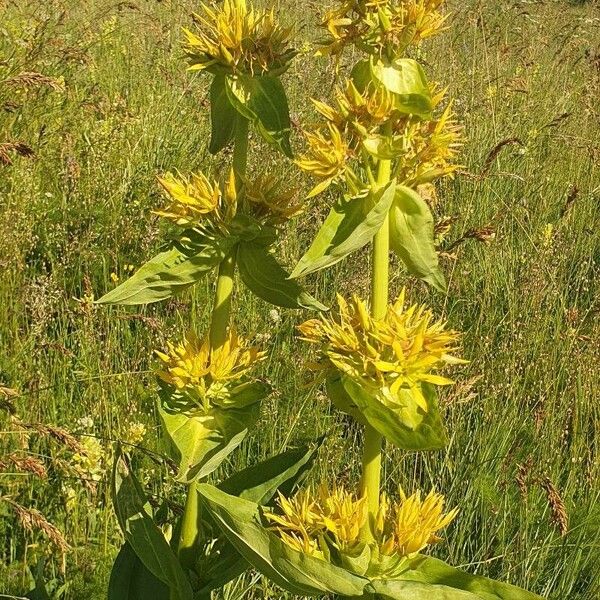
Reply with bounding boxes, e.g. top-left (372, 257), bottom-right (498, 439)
top-left (101, 2), bottom-right (543, 599)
